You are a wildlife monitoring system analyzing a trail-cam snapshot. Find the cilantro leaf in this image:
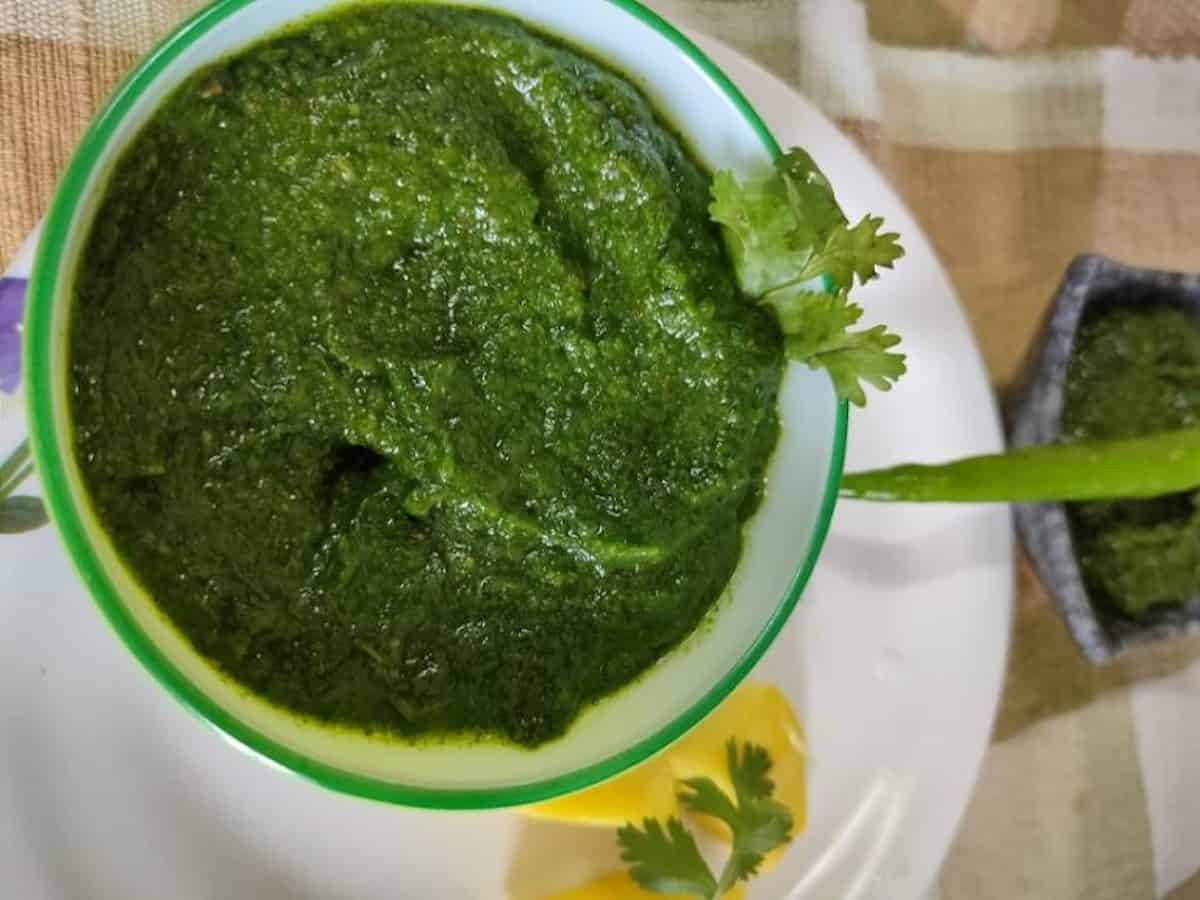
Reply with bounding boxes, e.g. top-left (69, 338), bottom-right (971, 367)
top-left (763, 288), bottom-right (859, 343)
top-left (709, 170), bottom-right (813, 300)
top-left (680, 741), bottom-right (794, 892)
top-left (767, 290), bottom-right (906, 408)
top-left (815, 215), bottom-right (905, 291)
top-left (617, 741), bottom-right (795, 898)
top-left (776, 147), bottom-right (847, 248)
top-left (617, 817), bottom-right (717, 897)
top-left (709, 148), bottom-right (907, 406)
top-left (795, 323), bottom-right (906, 409)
